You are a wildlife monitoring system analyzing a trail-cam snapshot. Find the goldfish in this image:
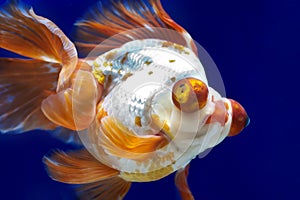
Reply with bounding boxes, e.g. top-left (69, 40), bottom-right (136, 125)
top-left (0, 0), bottom-right (250, 199)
